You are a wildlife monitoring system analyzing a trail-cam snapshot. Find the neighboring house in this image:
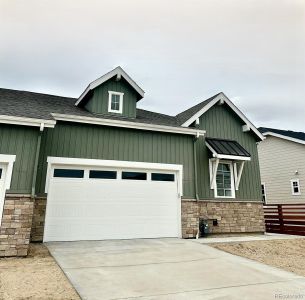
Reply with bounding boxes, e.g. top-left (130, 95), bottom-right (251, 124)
top-left (258, 127), bottom-right (305, 204)
top-left (0, 67), bottom-right (265, 257)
